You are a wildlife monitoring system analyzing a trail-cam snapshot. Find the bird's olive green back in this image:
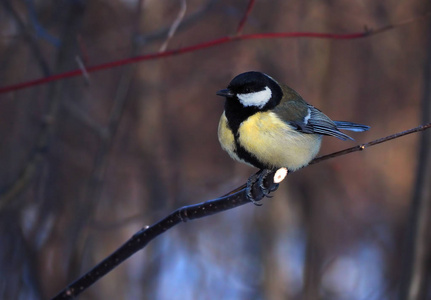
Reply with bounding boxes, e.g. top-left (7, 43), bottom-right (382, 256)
top-left (272, 84), bottom-right (309, 123)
